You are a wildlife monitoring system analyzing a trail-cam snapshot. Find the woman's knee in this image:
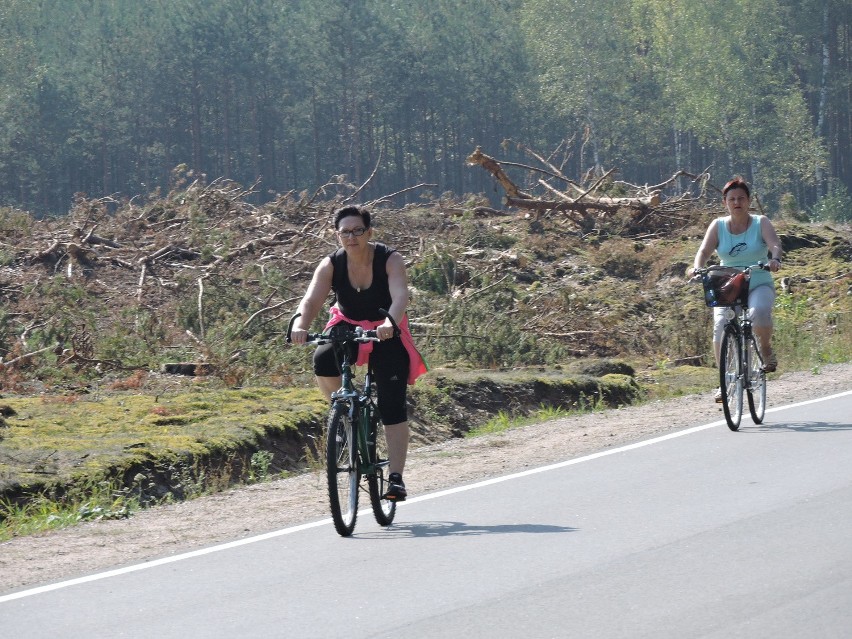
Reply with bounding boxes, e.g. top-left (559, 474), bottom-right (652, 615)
top-left (376, 379), bottom-right (408, 425)
top-left (748, 287), bottom-right (775, 328)
top-left (750, 309), bottom-right (773, 328)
